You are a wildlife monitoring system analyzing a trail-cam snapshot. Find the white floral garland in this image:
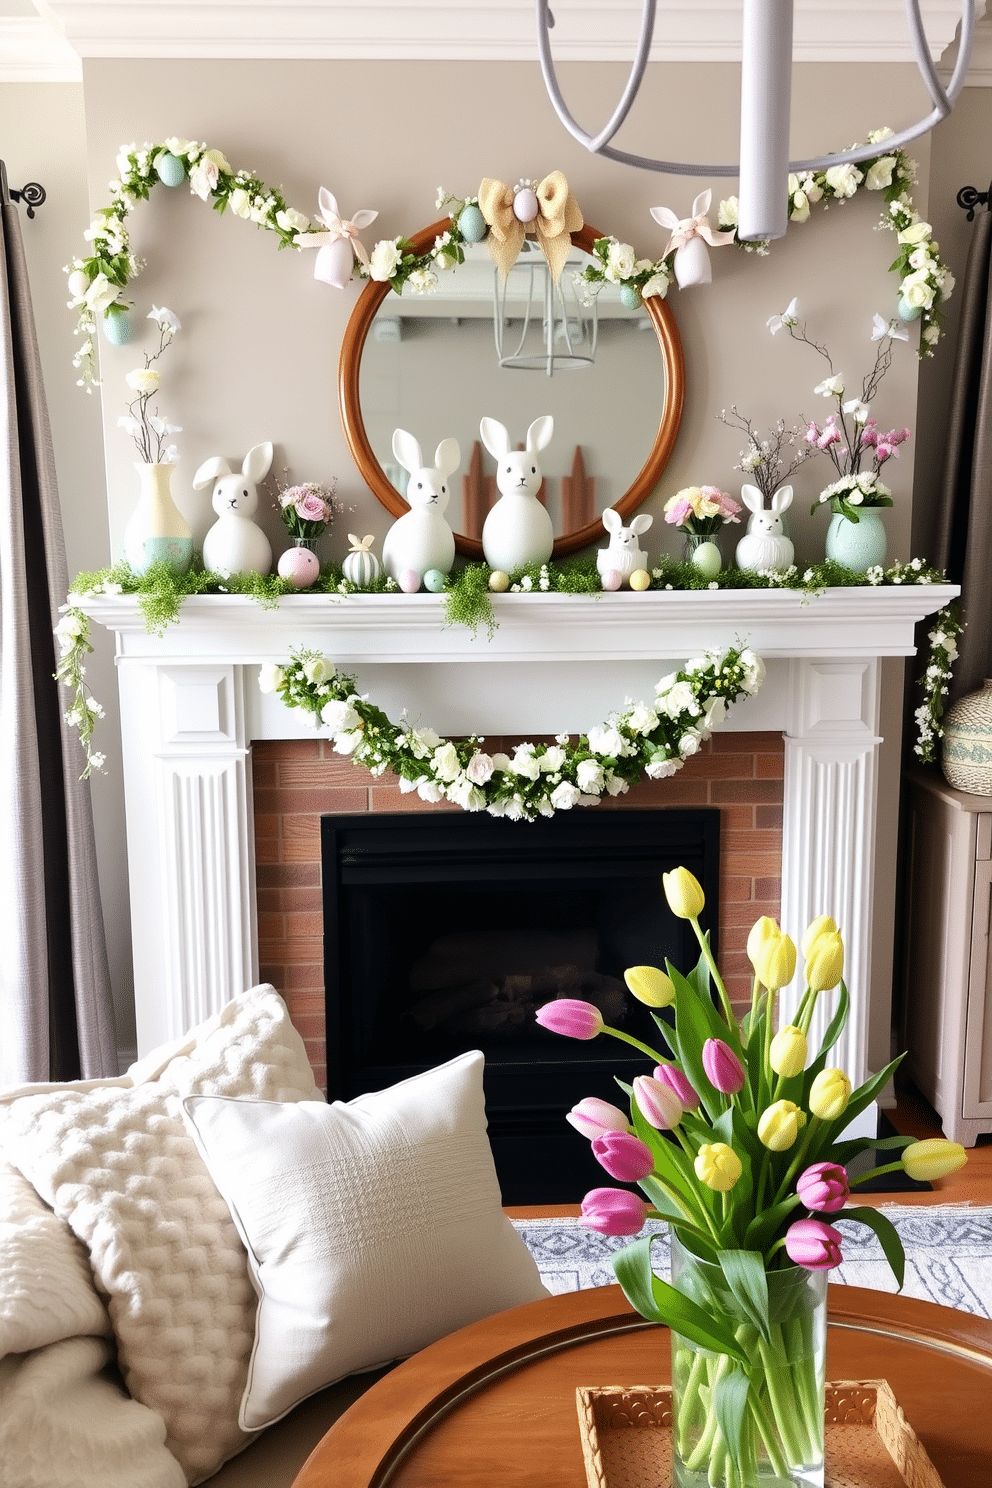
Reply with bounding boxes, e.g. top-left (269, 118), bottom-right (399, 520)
top-left (66, 129), bottom-right (951, 390)
top-left (259, 643), bottom-right (765, 820)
